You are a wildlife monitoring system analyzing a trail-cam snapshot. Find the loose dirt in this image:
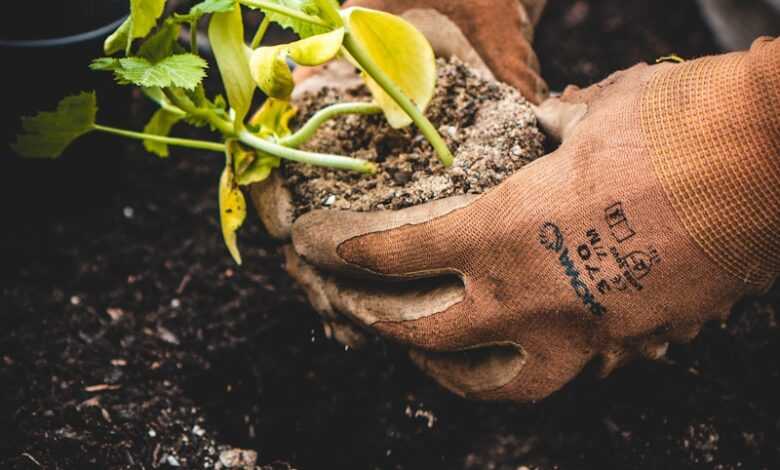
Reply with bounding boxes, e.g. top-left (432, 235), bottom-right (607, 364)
top-left (284, 57), bottom-right (545, 216)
